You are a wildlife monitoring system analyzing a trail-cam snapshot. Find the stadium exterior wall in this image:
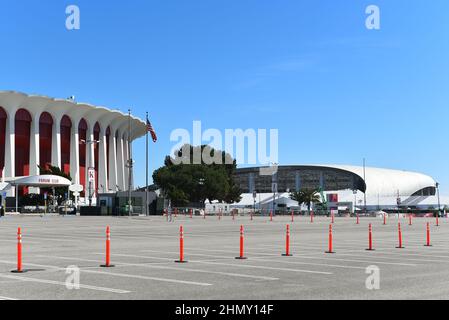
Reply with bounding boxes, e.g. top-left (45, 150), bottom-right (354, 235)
top-left (232, 165), bottom-right (437, 210)
top-left (0, 91), bottom-right (147, 204)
